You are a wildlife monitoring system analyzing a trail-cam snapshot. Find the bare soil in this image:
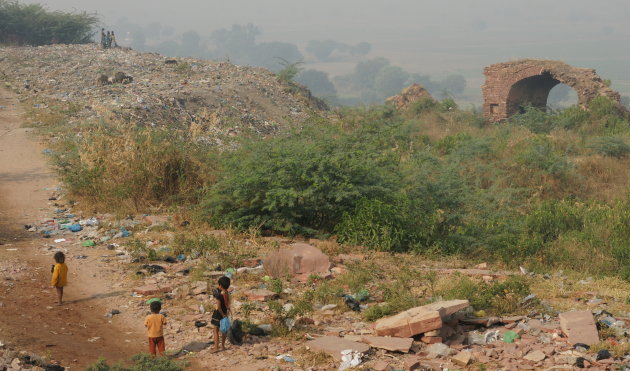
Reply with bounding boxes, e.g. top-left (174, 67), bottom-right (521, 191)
top-left (0, 88), bottom-right (144, 368)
